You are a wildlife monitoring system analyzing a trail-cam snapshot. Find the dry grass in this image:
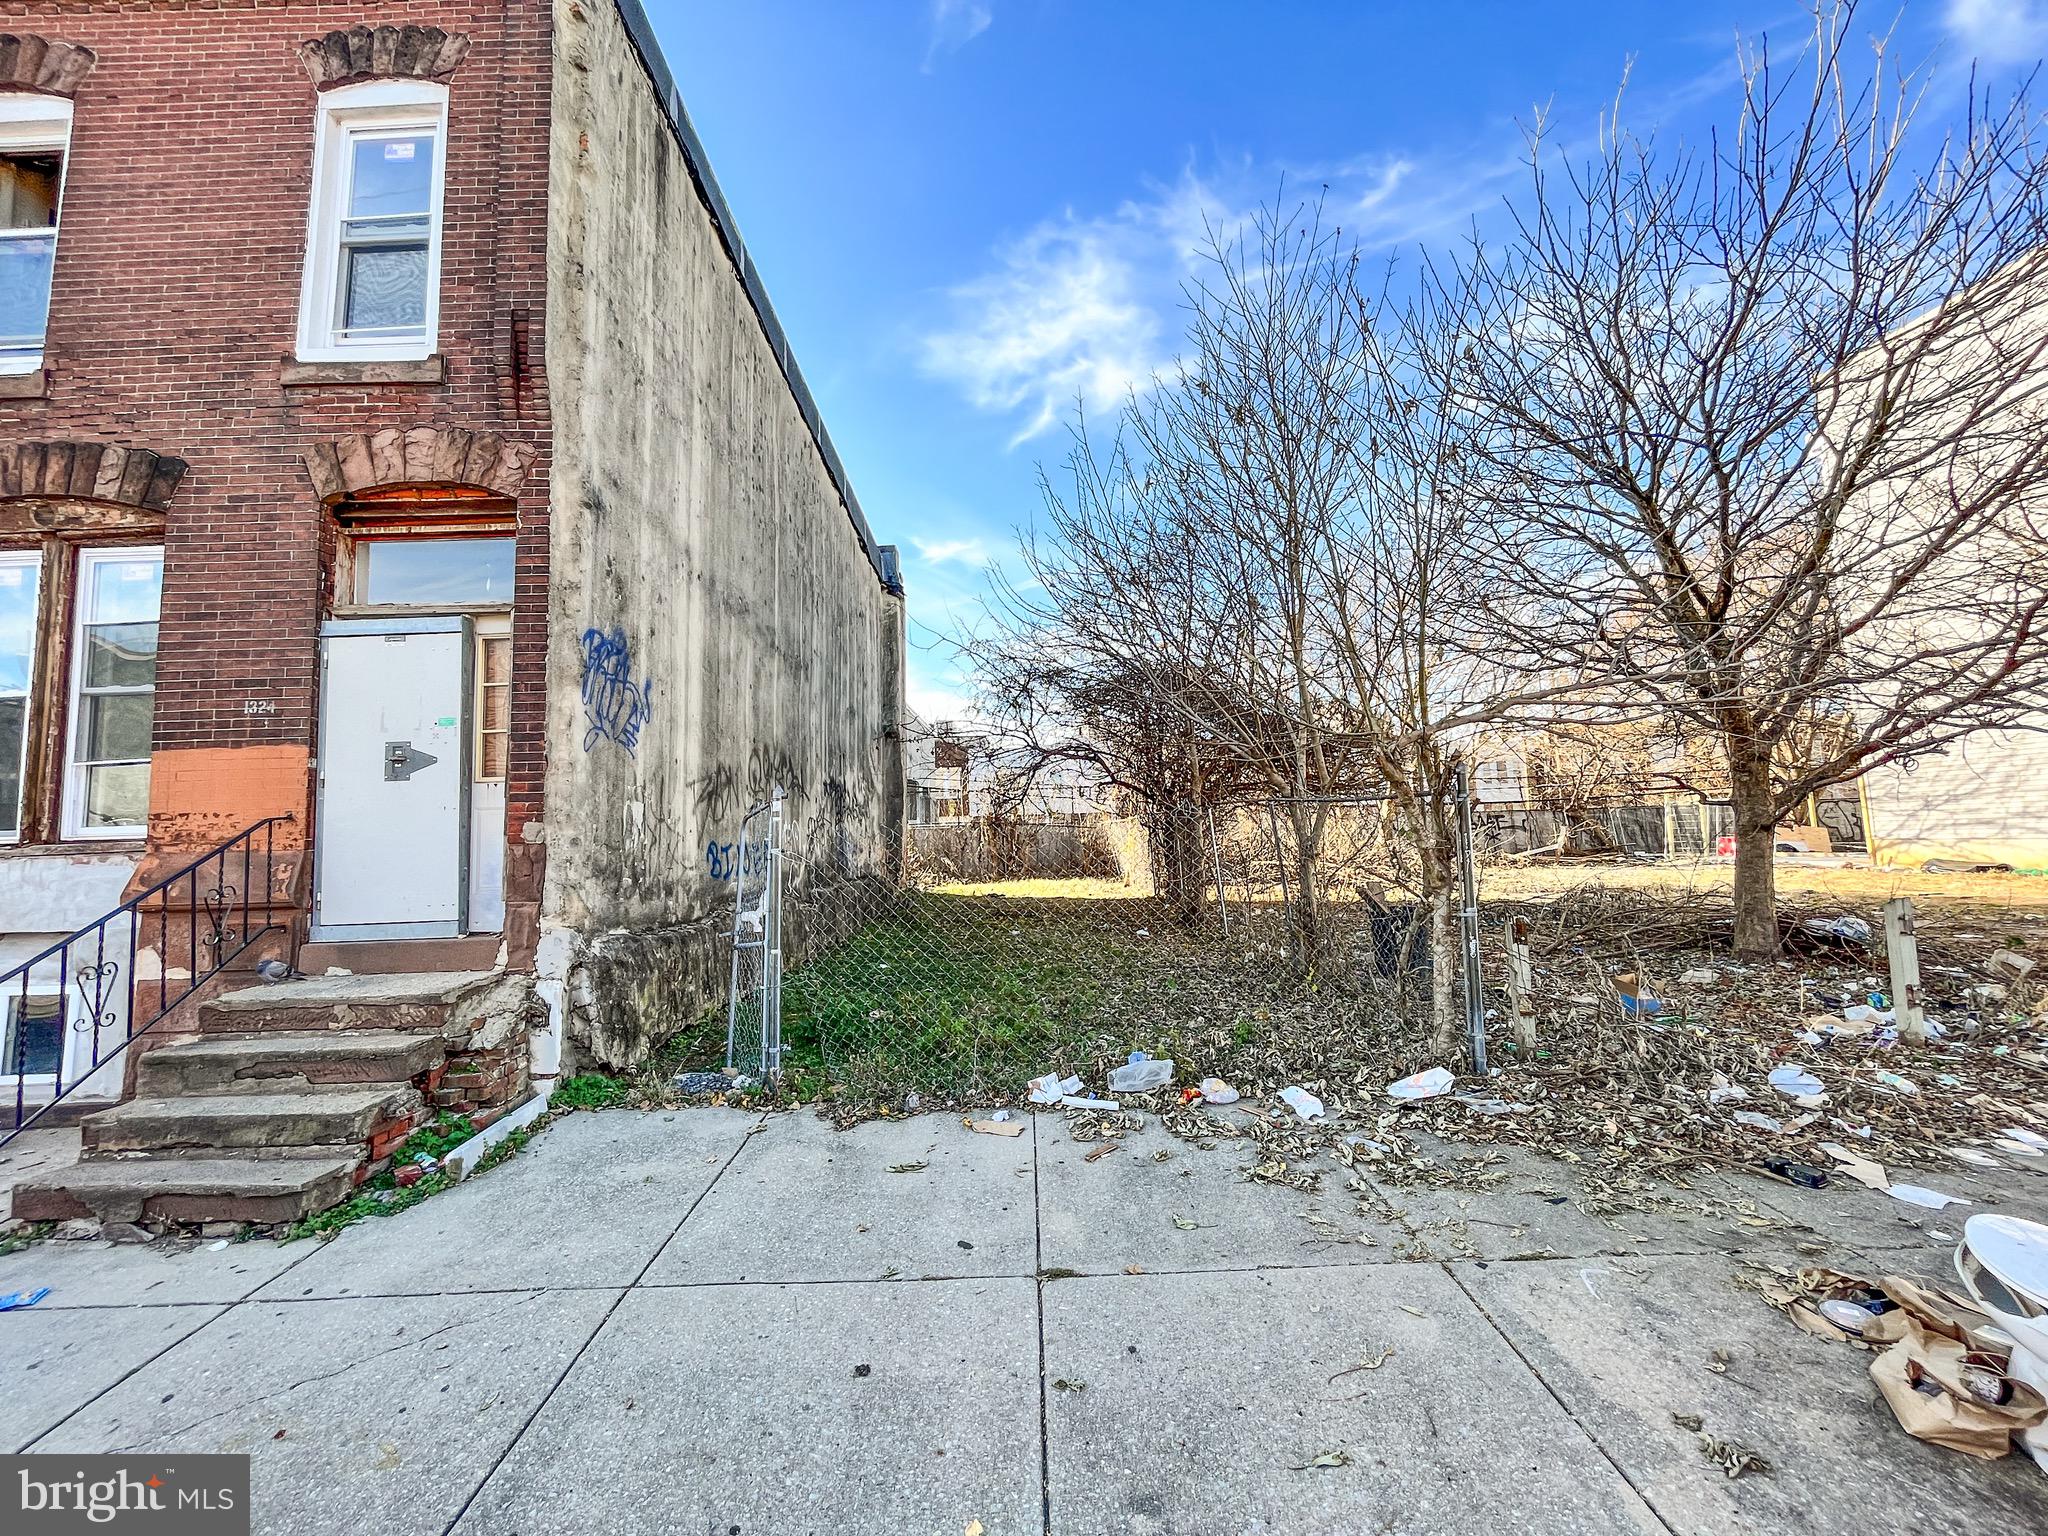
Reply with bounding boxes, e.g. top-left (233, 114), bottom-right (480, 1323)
top-left (1483, 858), bottom-right (2048, 930)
